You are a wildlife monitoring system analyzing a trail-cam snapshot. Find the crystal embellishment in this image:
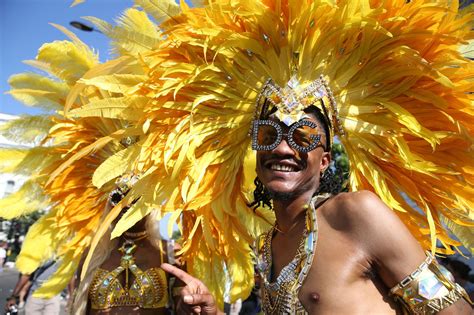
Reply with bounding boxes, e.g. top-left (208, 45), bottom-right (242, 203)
top-left (417, 269), bottom-right (448, 300)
